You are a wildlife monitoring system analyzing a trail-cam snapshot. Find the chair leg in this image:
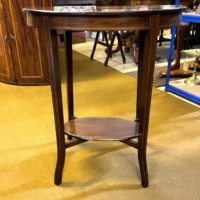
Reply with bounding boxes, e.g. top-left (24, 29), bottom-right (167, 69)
top-left (104, 31), bottom-right (126, 66)
top-left (54, 145), bottom-right (66, 185)
top-left (102, 31), bottom-right (111, 58)
top-left (131, 42), bottom-right (138, 64)
top-left (158, 29), bottom-right (164, 46)
top-left (90, 31), bottom-right (100, 60)
top-left (104, 33), bottom-right (116, 66)
top-left (116, 31), bottom-right (126, 64)
top-left (91, 31), bottom-right (126, 66)
top-left (138, 139), bottom-right (149, 187)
